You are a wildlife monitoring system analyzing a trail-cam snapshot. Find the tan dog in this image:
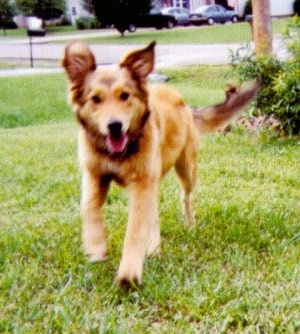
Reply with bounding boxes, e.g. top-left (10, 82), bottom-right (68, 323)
top-left (62, 42), bottom-right (258, 286)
